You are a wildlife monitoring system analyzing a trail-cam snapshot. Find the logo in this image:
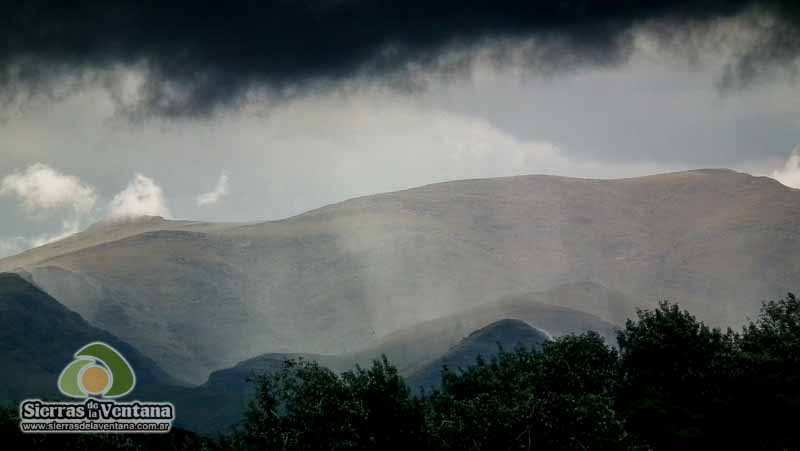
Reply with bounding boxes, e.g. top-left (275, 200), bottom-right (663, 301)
top-left (19, 342), bottom-right (175, 434)
top-left (58, 342), bottom-right (136, 398)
